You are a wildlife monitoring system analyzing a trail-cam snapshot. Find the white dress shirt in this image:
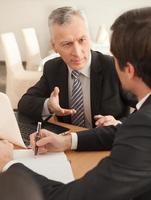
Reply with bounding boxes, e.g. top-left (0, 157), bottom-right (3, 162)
top-left (136, 92), bottom-right (151, 110)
